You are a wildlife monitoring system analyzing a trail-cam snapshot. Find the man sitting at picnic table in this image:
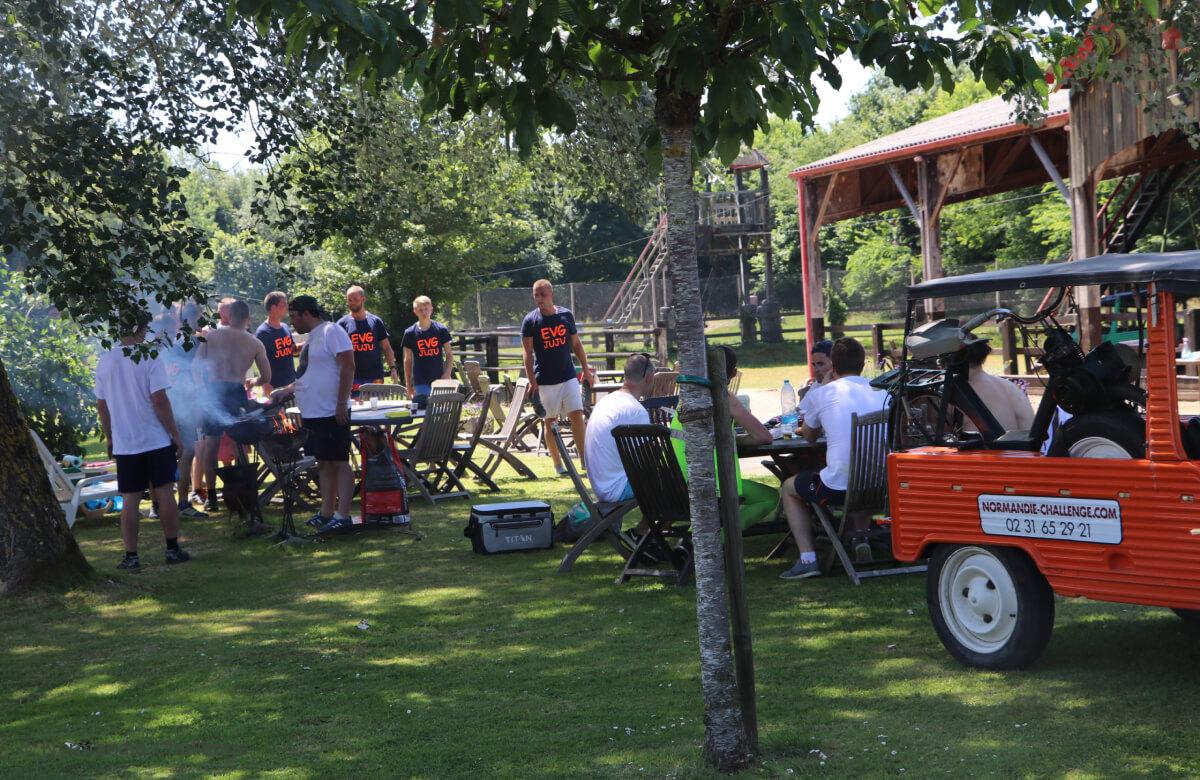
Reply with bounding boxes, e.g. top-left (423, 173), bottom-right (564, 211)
top-left (401, 295), bottom-right (453, 408)
top-left (798, 339), bottom-right (833, 415)
top-left (585, 352), bottom-right (656, 505)
top-left (668, 346), bottom-right (778, 533)
top-left (779, 337), bottom-right (888, 581)
top-left (269, 295), bottom-right (357, 534)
